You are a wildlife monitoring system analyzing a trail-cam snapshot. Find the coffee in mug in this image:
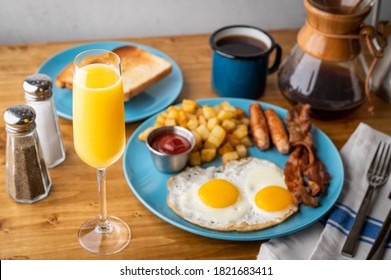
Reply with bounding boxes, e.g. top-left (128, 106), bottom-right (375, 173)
top-left (210, 25), bottom-right (282, 99)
